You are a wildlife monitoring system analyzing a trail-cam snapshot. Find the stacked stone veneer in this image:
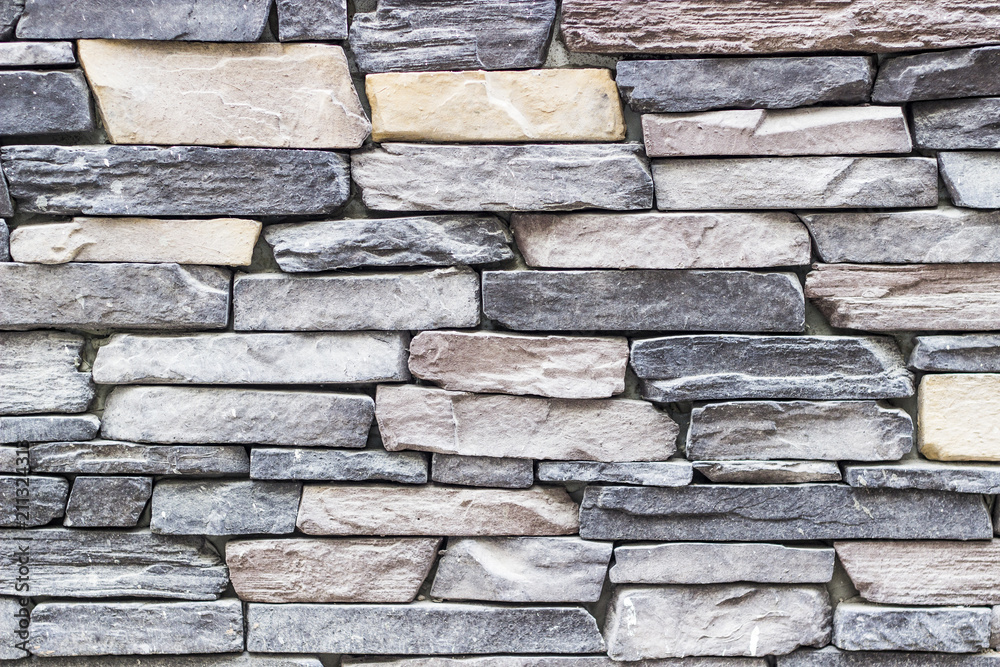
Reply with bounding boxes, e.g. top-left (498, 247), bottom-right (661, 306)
top-left (5, 0), bottom-right (1000, 665)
